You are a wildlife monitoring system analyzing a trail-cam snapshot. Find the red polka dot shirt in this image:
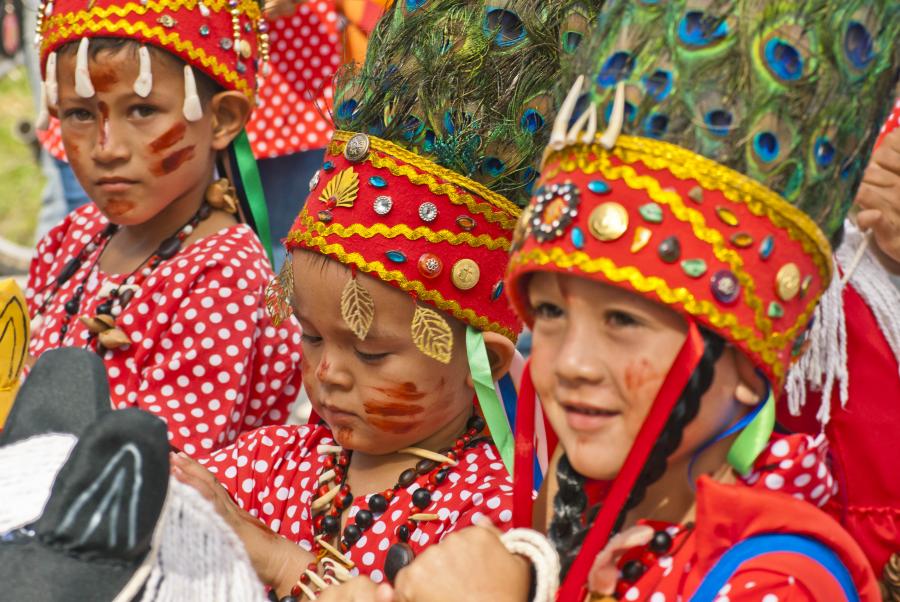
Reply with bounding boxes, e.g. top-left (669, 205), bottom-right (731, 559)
top-left (25, 203), bottom-right (304, 455)
top-left (200, 423), bottom-right (514, 583)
